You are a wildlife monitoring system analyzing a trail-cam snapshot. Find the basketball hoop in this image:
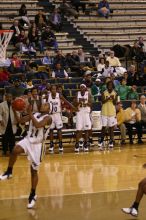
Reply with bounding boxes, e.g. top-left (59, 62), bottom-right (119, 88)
top-left (0, 30), bottom-right (13, 67)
